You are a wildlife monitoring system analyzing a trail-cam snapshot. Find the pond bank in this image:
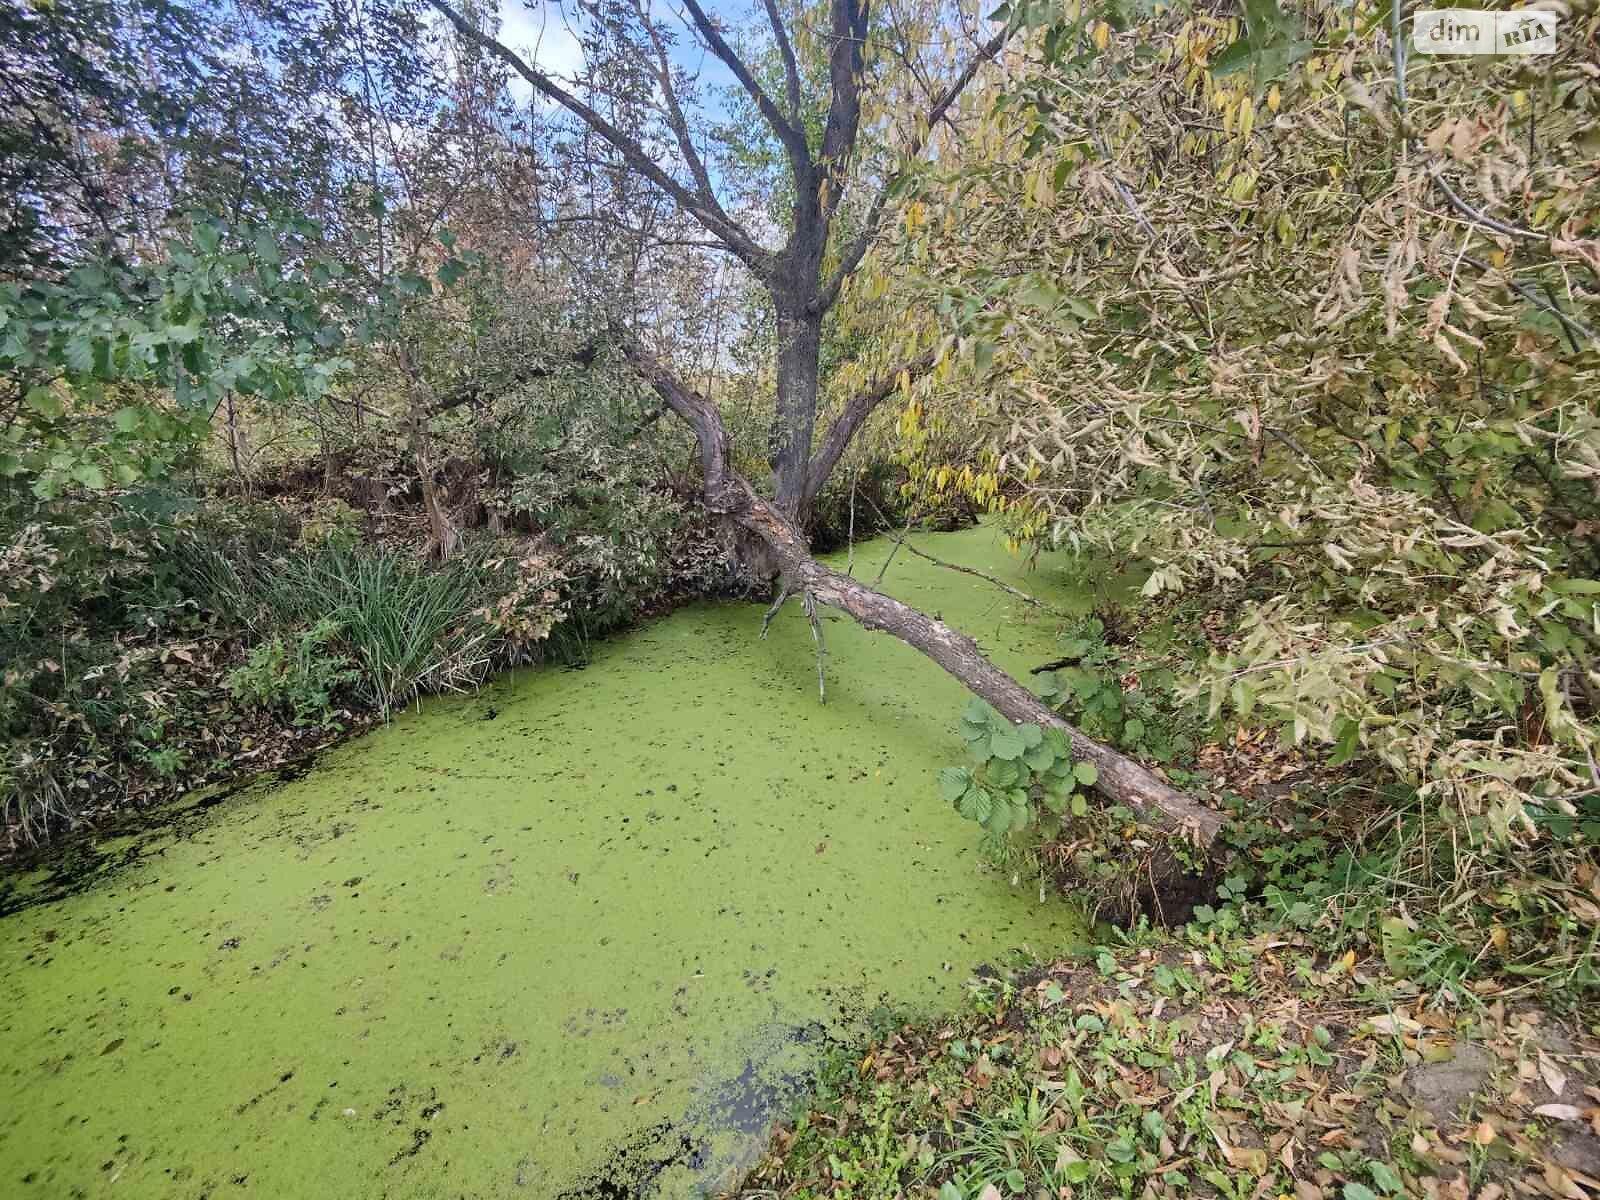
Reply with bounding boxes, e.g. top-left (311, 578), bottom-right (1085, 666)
top-left (0, 525), bottom-right (1120, 1198)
